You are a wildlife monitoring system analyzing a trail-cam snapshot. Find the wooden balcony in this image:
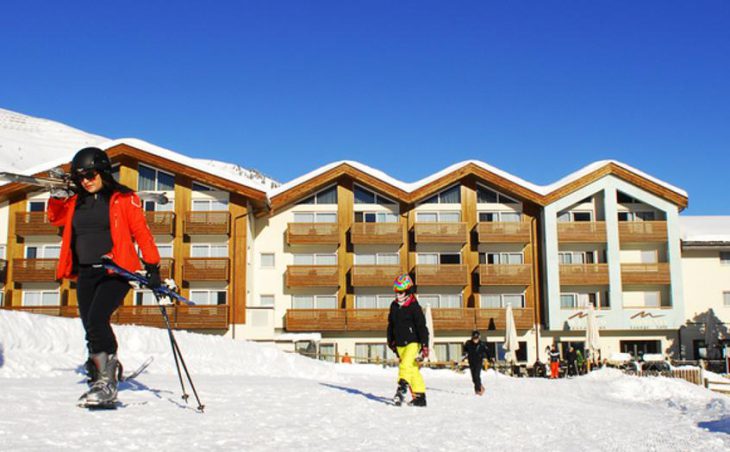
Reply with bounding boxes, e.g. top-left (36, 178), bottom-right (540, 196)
top-left (182, 258), bottom-right (229, 281)
top-left (0, 305), bottom-right (77, 317)
top-left (0, 259), bottom-right (7, 282)
top-left (345, 309), bottom-right (389, 331)
top-left (184, 211), bottom-right (230, 235)
top-left (477, 222), bottom-right (531, 244)
top-left (621, 263), bottom-right (671, 285)
top-left (159, 258), bottom-right (174, 280)
top-left (351, 265), bottom-right (402, 287)
top-left (13, 258), bottom-right (59, 282)
top-left (478, 264), bottom-right (532, 286)
top-left (286, 223), bottom-right (339, 245)
top-left (15, 212), bottom-right (60, 237)
top-left (431, 308), bottom-right (476, 330)
top-left (415, 264), bottom-right (469, 286)
top-left (350, 222), bottom-right (403, 245)
top-left (559, 264), bottom-right (609, 285)
top-left (285, 309), bottom-right (347, 331)
top-left (413, 222), bottom-right (468, 244)
top-left (557, 222), bottom-right (606, 243)
top-left (475, 307), bottom-right (535, 330)
top-left (145, 211), bottom-right (175, 235)
top-left (618, 221), bottom-right (668, 243)
top-left (285, 265), bottom-right (339, 287)
top-left (113, 305), bottom-right (229, 330)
